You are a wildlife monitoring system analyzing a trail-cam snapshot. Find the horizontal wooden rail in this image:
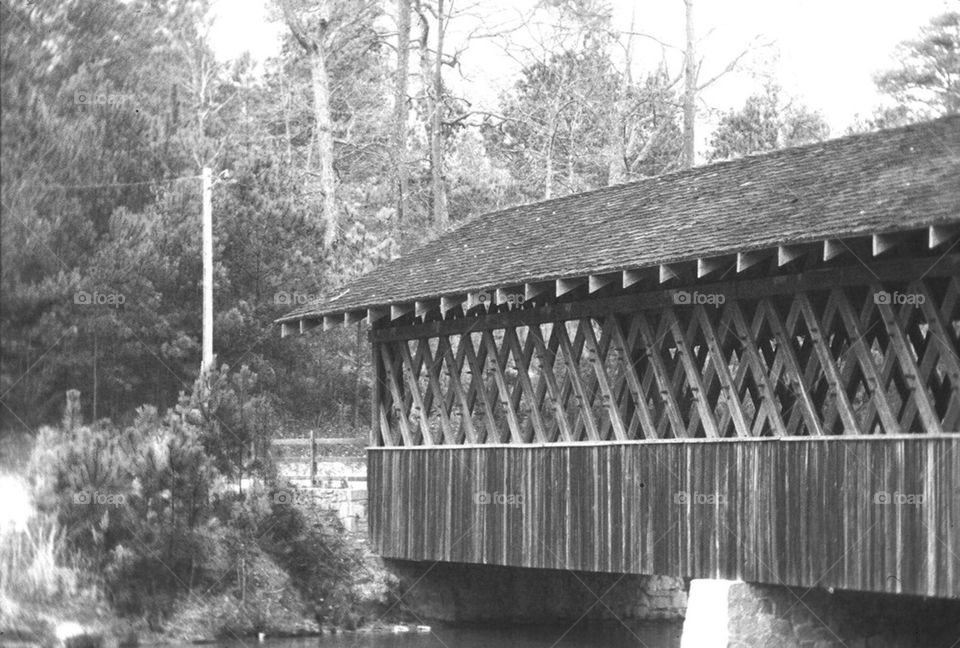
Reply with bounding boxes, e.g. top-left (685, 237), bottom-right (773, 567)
top-left (272, 437), bottom-right (364, 446)
top-left (275, 455), bottom-right (365, 465)
top-left (368, 436), bottom-right (960, 598)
